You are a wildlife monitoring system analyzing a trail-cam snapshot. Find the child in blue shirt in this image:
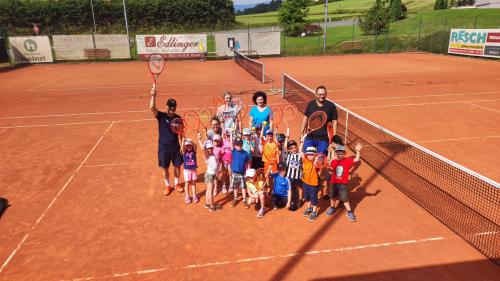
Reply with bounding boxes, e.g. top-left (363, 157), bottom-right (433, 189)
top-left (230, 136), bottom-right (251, 208)
top-left (270, 162), bottom-right (292, 210)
